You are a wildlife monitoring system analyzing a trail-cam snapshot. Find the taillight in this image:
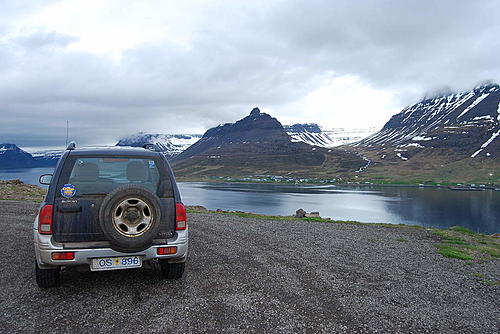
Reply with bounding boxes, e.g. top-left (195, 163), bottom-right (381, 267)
top-left (51, 252), bottom-right (75, 260)
top-left (157, 246), bottom-right (177, 255)
top-left (38, 204), bottom-right (54, 235)
top-left (175, 203), bottom-right (187, 230)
